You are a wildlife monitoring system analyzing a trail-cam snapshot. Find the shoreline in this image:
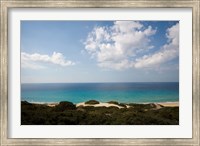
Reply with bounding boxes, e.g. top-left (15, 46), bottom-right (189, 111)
top-left (25, 101), bottom-right (179, 108)
top-left (158, 102), bottom-right (179, 107)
